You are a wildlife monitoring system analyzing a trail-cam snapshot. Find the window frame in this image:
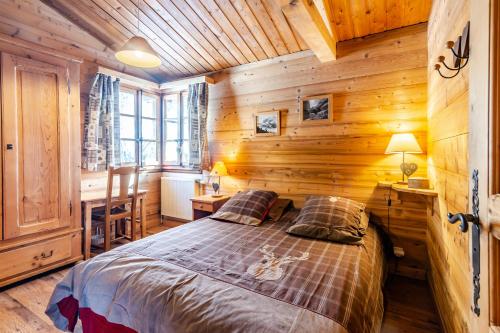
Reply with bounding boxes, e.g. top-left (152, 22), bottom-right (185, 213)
top-left (140, 91), bottom-right (161, 168)
top-left (118, 85), bottom-right (161, 170)
top-left (162, 91), bottom-right (199, 172)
